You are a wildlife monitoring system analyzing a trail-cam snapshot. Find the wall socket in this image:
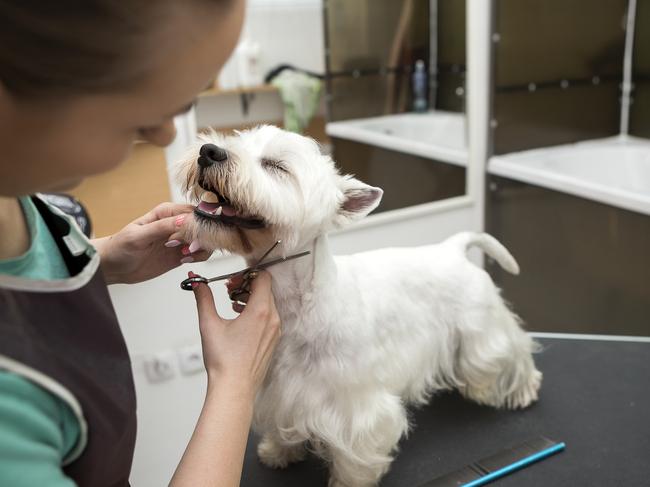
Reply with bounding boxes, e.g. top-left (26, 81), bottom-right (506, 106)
top-left (143, 352), bottom-right (176, 383)
top-left (177, 344), bottom-right (204, 376)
